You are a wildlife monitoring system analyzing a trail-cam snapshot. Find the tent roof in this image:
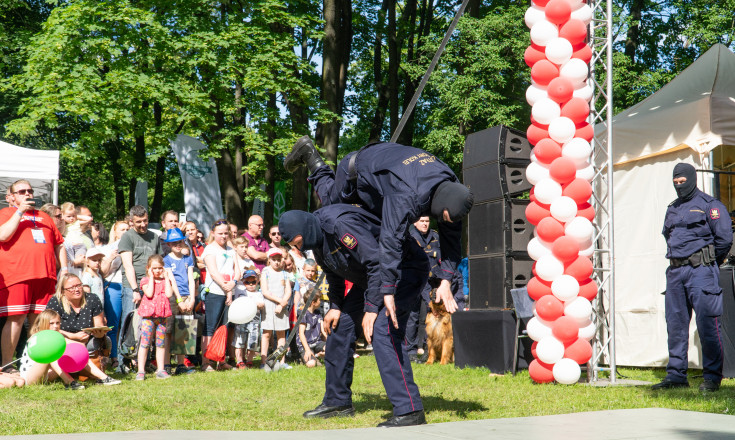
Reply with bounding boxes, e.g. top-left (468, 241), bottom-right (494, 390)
top-left (0, 140), bottom-right (59, 180)
top-left (599, 44), bottom-right (735, 165)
